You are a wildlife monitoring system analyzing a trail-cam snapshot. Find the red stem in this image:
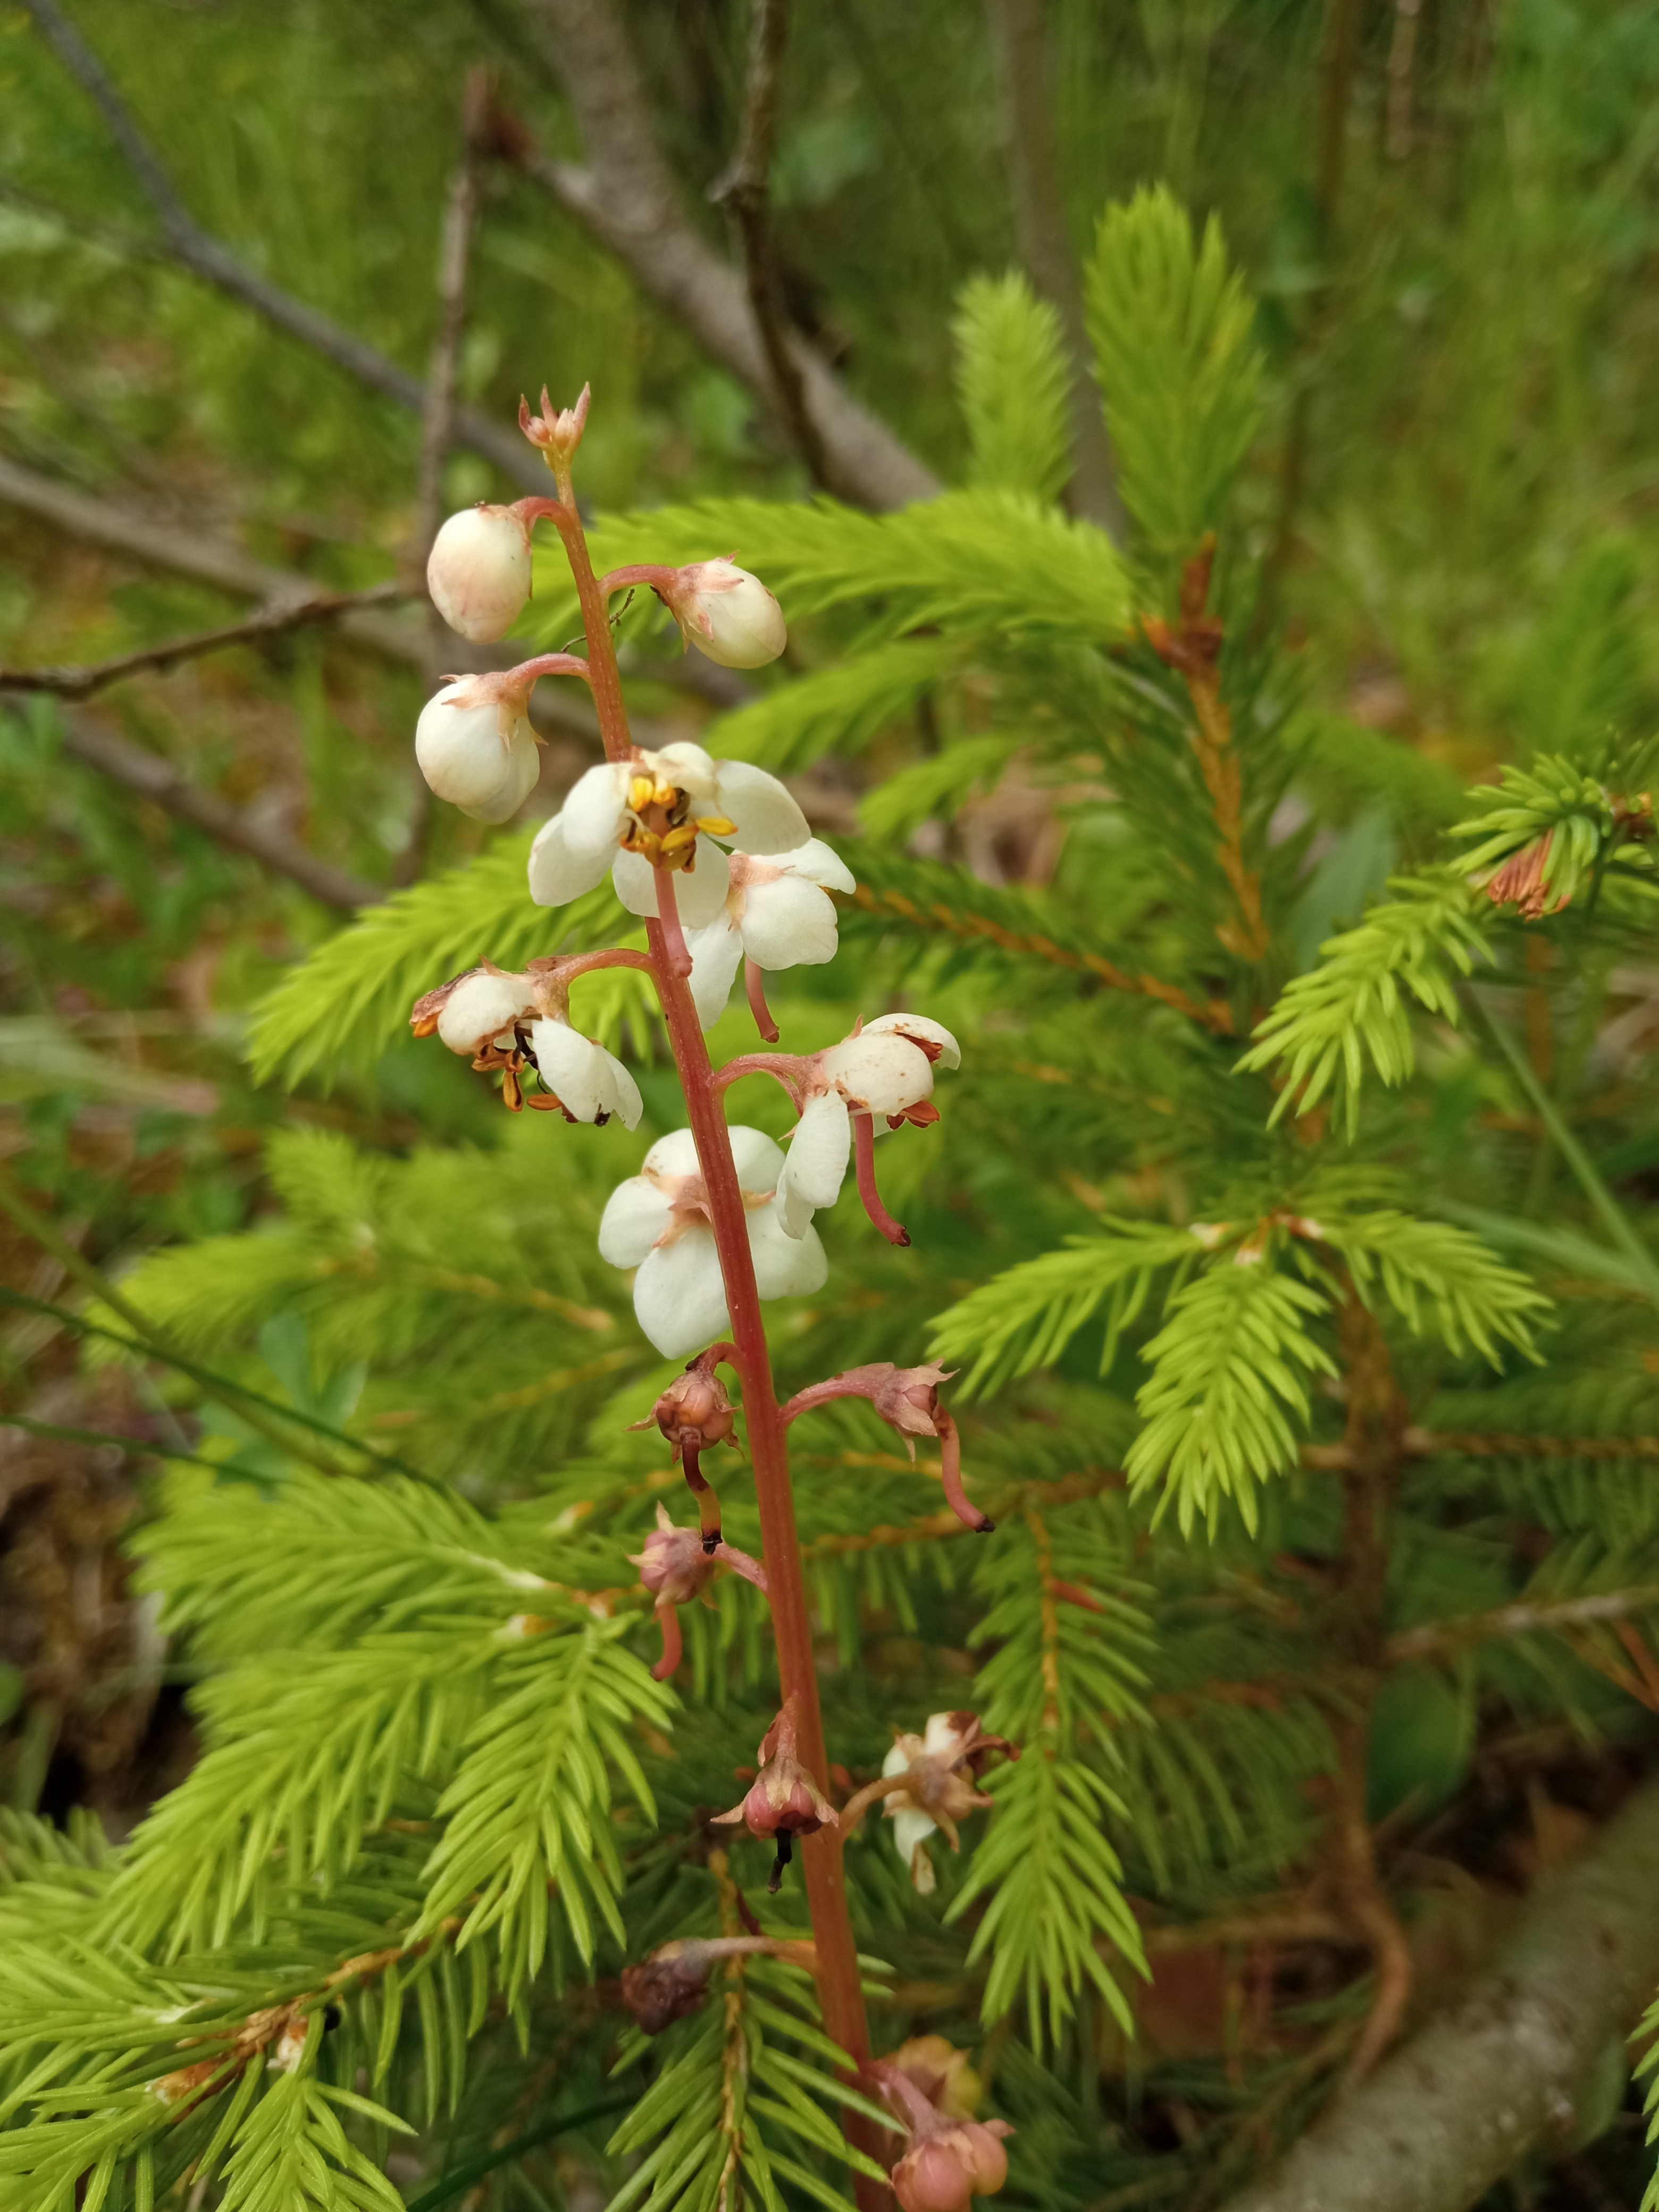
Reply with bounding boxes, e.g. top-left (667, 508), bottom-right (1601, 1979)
top-left (936, 1410), bottom-right (993, 1535)
top-left (744, 957), bottom-right (780, 1042)
top-left (598, 562), bottom-right (683, 598)
top-left (548, 445), bottom-right (881, 2197)
top-left (853, 1113), bottom-right (910, 1246)
top-left (780, 1375), bottom-right (879, 1427)
top-left (655, 866), bottom-right (693, 980)
top-left (713, 1052), bottom-right (808, 1107)
top-left (651, 1599), bottom-right (683, 1683)
top-left (495, 650), bottom-right (592, 689)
